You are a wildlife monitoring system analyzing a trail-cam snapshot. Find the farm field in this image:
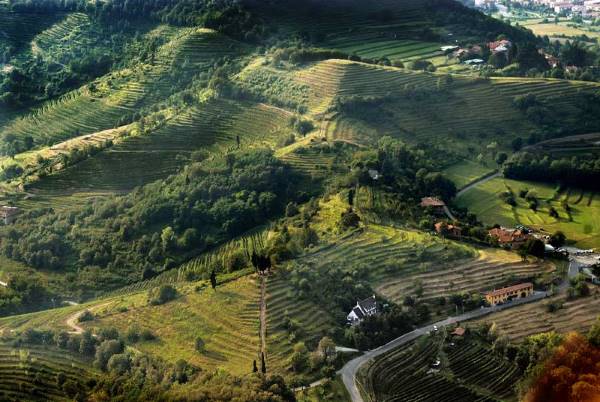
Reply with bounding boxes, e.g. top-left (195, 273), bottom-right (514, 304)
top-left (299, 223), bottom-right (477, 294)
top-left (473, 293), bottom-right (600, 341)
top-left (359, 333), bottom-right (521, 402)
top-left (0, 26), bottom-right (242, 149)
top-left (456, 176), bottom-right (600, 249)
top-left (443, 159), bottom-right (495, 190)
top-left (0, 344), bottom-right (96, 402)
